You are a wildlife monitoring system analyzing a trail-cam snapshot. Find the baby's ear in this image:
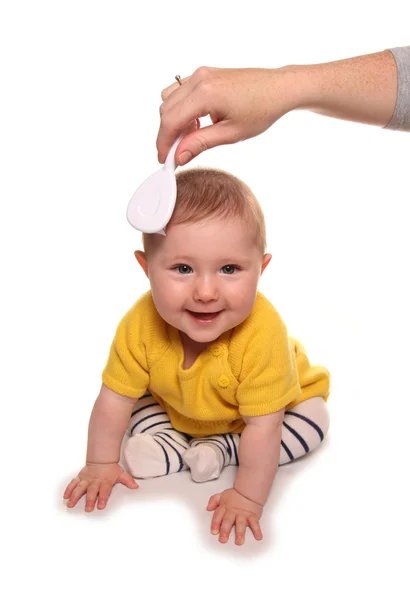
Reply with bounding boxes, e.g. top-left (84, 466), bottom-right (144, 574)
top-left (134, 251), bottom-right (149, 277)
top-left (260, 253), bottom-right (272, 275)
